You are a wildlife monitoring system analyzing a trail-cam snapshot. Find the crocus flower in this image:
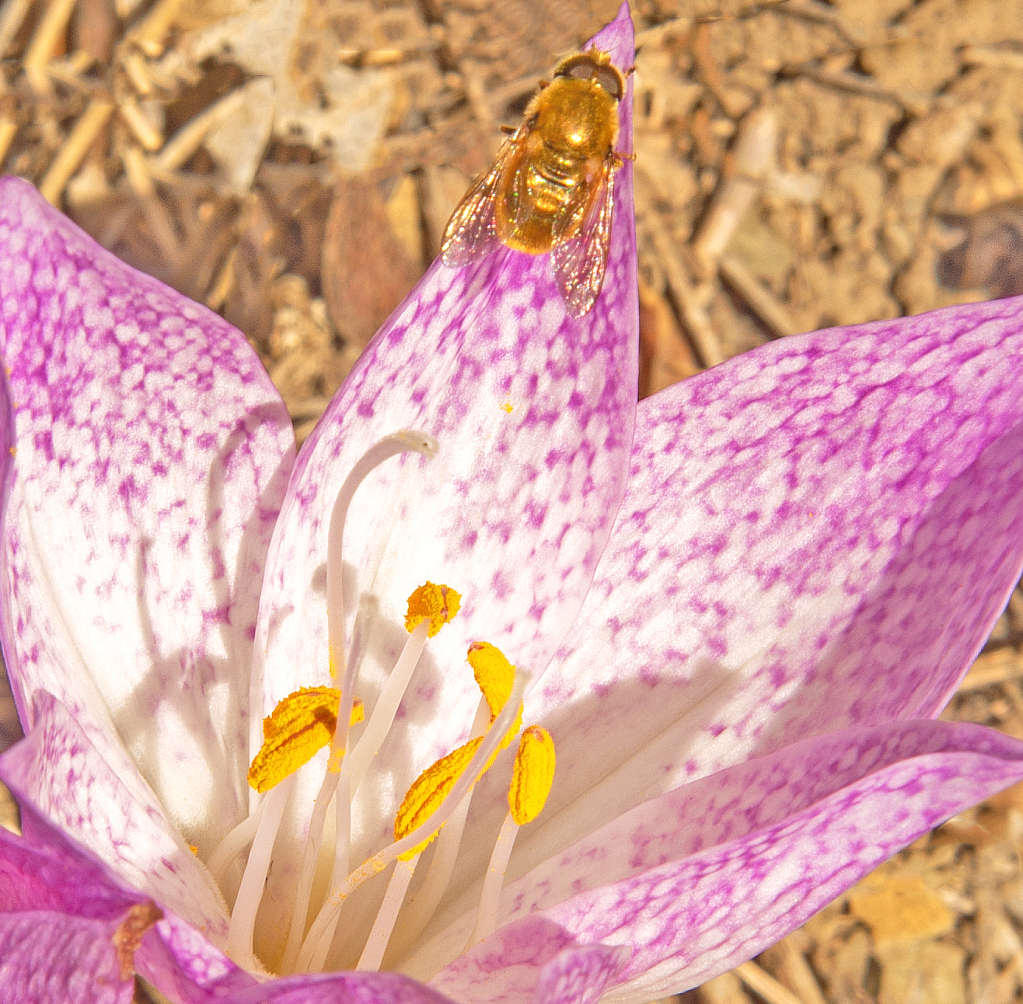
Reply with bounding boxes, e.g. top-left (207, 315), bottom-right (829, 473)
top-left (2, 6), bottom-right (1023, 1003)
